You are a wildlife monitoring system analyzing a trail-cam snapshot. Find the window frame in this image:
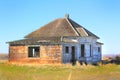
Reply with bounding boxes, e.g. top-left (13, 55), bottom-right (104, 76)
top-left (90, 44), bottom-right (92, 57)
top-left (65, 46), bottom-right (69, 53)
top-left (28, 47), bottom-right (40, 58)
top-left (81, 44), bottom-right (85, 57)
top-left (98, 47), bottom-right (101, 53)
